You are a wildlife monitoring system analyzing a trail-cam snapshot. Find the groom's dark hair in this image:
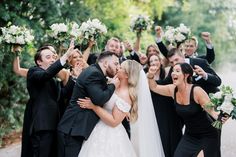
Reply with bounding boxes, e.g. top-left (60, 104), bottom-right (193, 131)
top-left (97, 51), bottom-right (118, 62)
